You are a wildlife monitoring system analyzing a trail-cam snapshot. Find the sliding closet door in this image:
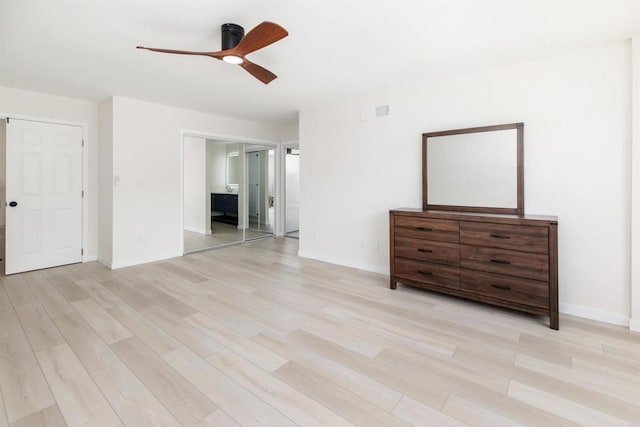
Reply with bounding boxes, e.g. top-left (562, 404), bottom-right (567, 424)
top-left (245, 146), bottom-right (275, 240)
